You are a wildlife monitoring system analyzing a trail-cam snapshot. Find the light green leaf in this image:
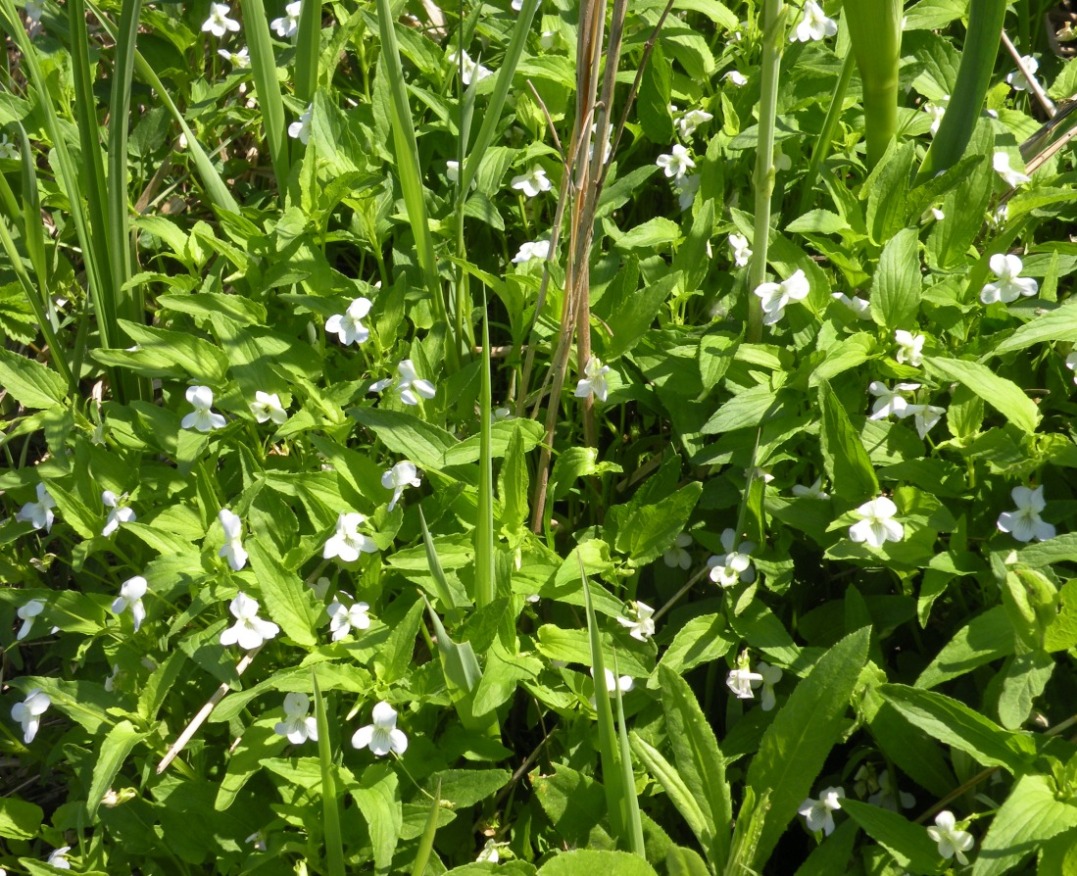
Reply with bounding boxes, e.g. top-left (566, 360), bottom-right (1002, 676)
top-left (86, 720), bottom-right (144, 821)
top-left (925, 358), bottom-right (1040, 434)
top-left (611, 482), bottom-right (702, 566)
top-left (0, 348), bottom-right (68, 409)
top-left (351, 408), bottom-right (455, 470)
top-left (786, 209), bottom-right (850, 235)
top-left (349, 763), bottom-right (402, 872)
top-left (988, 301), bottom-right (1077, 357)
top-left (973, 775), bottom-right (1077, 876)
top-left (819, 379), bottom-right (879, 502)
top-left (536, 849), bottom-right (658, 875)
top-left (871, 227), bottom-right (921, 329)
top-left (615, 218), bottom-right (682, 251)
top-left (746, 628), bottom-right (871, 868)
top-left (997, 650), bottom-right (1054, 730)
top-left (841, 799), bottom-right (944, 875)
top-left (915, 606), bottom-right (1015, 689)
top-left (0, 797), bottom-right (43, 840)
top-left (246, 538), bottom-right (320, 648)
